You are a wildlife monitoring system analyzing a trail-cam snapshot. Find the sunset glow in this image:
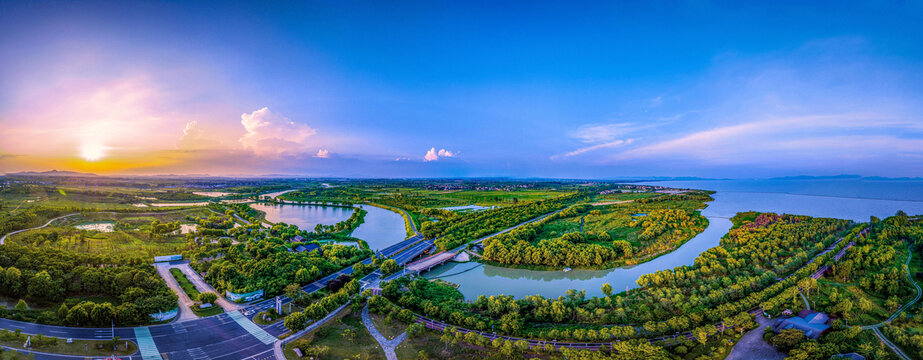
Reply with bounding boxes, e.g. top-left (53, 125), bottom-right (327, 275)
top-left (79, 143), bottom-right (107, 162)
top-left (1, 1), bottom-right (921, 178)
